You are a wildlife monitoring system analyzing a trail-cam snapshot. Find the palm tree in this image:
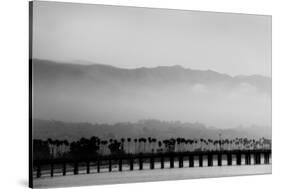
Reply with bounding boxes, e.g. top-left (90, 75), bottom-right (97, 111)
top-left (134, 138), bottom-right (138, 154)
top-left (167, 138), bottom-right (175, 152)
top-left (176, 138), bottom-right (181, 152)
top-left (143, 138), bottom-right (147, 153)
top-left (190, 140), bottom-right (194, 151)
top-left (127, 138), bottom-right (131, 154)
top-left (151, 138), bottom-right (157, 153)
top-left (62, 140), bottom-right (69, 155)
top-left (96, 138), bottom-right (101, 153)
top-left (58, 140), bottom-right (63, 156)
top-left (158, 141), bottom-right (162, 152)
top-left (120, 138), bottom-right (125, 152)
top-left (47, 138), bottom-right (54, 158)
top-left (148, 137), bottom-right (152, 152)
top-left (138, 138), bottom-right (142, 153)
top-left (194, 139), bottom-right (198, 151)
top-left (163, 139), bottom-right (169, 152)
top-left (53, 140), bottom-right (60, 157)
top-left (101, 140), bottom-right (108, 155)
top-left (147, 137), bottom-right (152, 153)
